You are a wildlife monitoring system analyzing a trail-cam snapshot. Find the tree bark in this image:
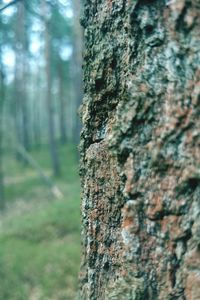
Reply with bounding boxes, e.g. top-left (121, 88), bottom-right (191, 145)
top-left (79, 1), bottom-right (200, 299)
